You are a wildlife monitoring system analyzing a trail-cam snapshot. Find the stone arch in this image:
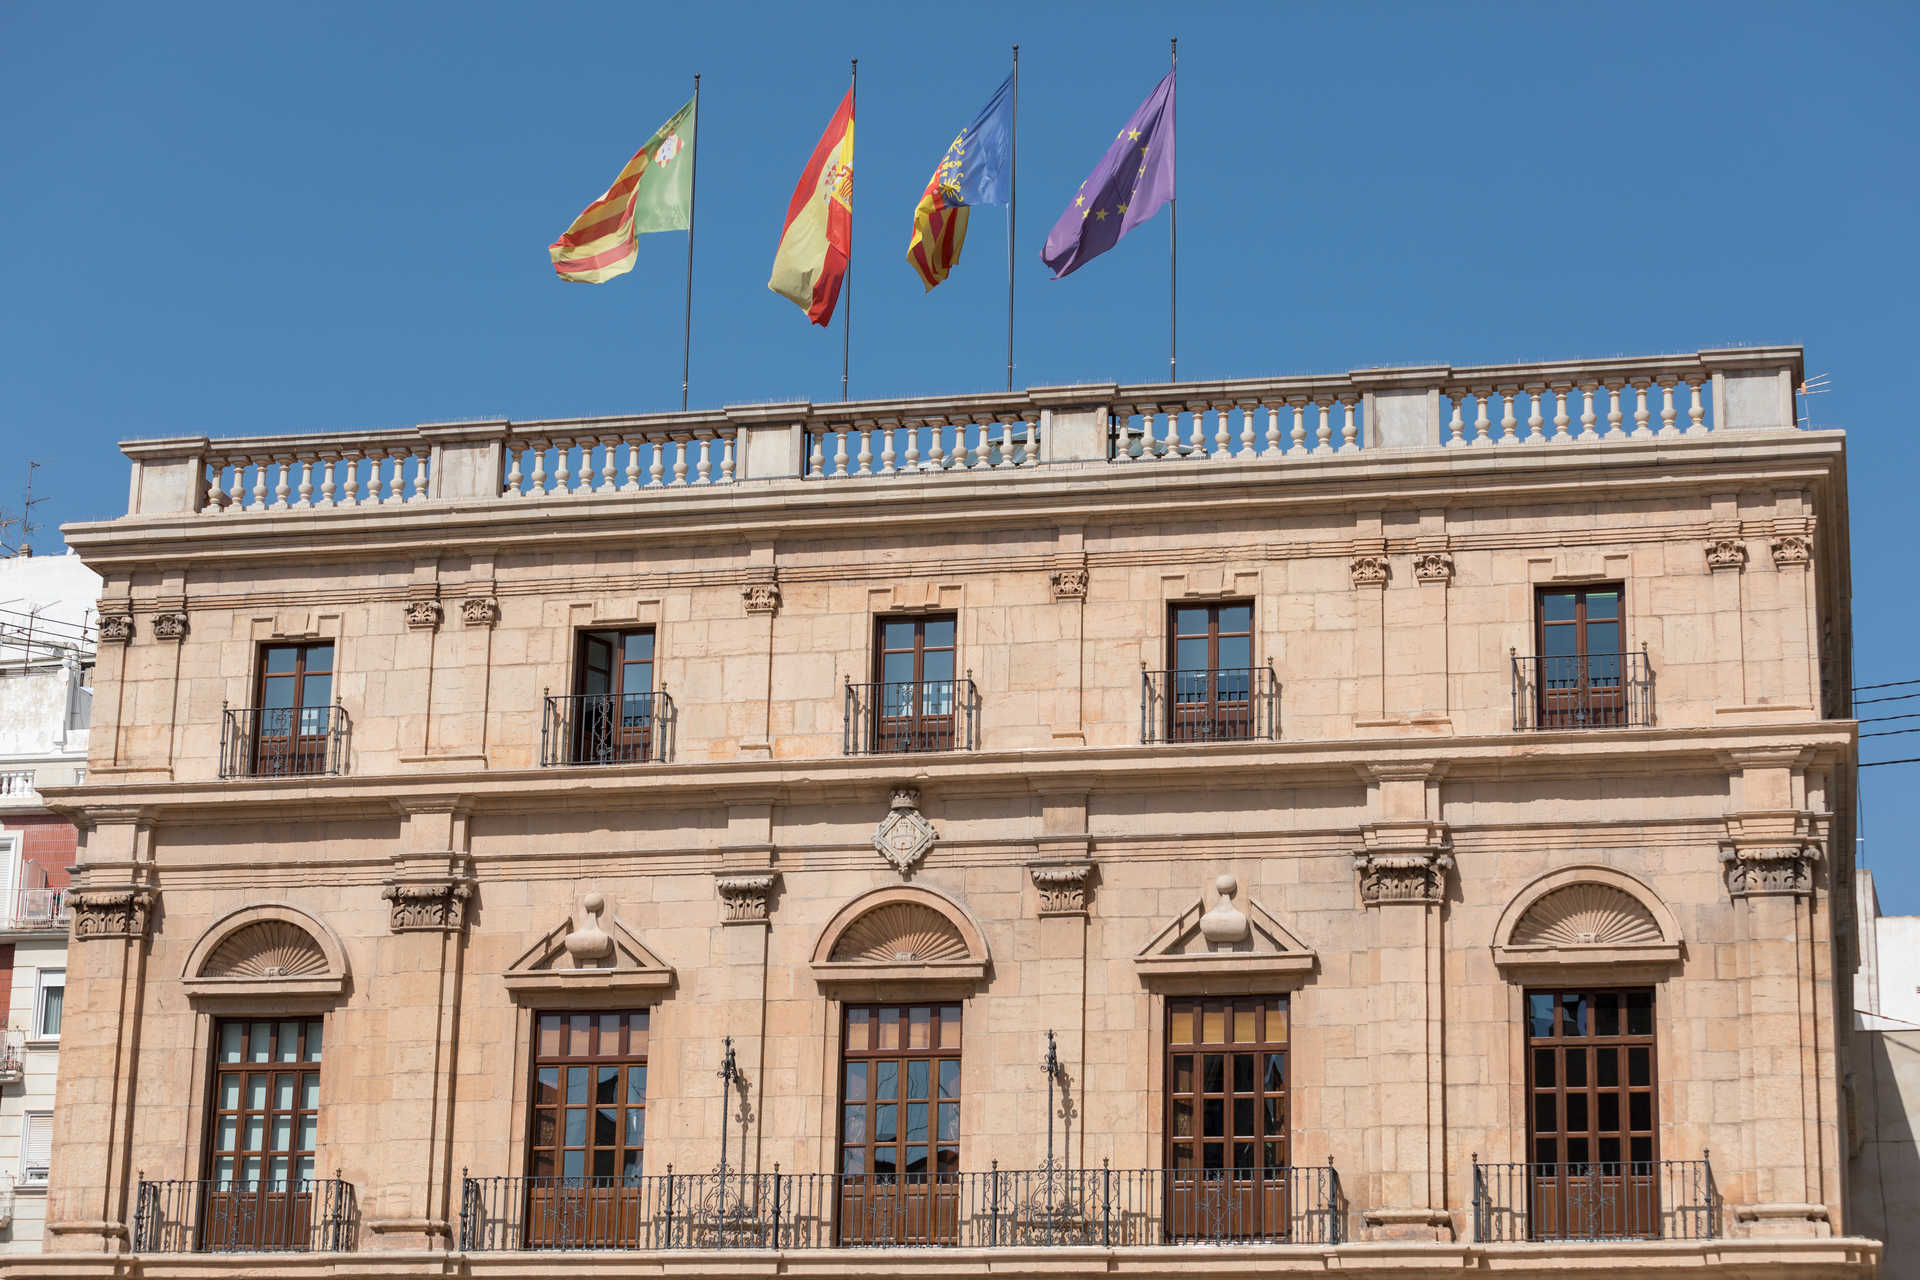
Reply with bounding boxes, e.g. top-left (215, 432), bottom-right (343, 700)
top-left (810, 885), bottom-right (989, 988)
top-left (1492, 866), bottom-right (1682, 972)
top-left (182, 903), bottom-right (350, 1000)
